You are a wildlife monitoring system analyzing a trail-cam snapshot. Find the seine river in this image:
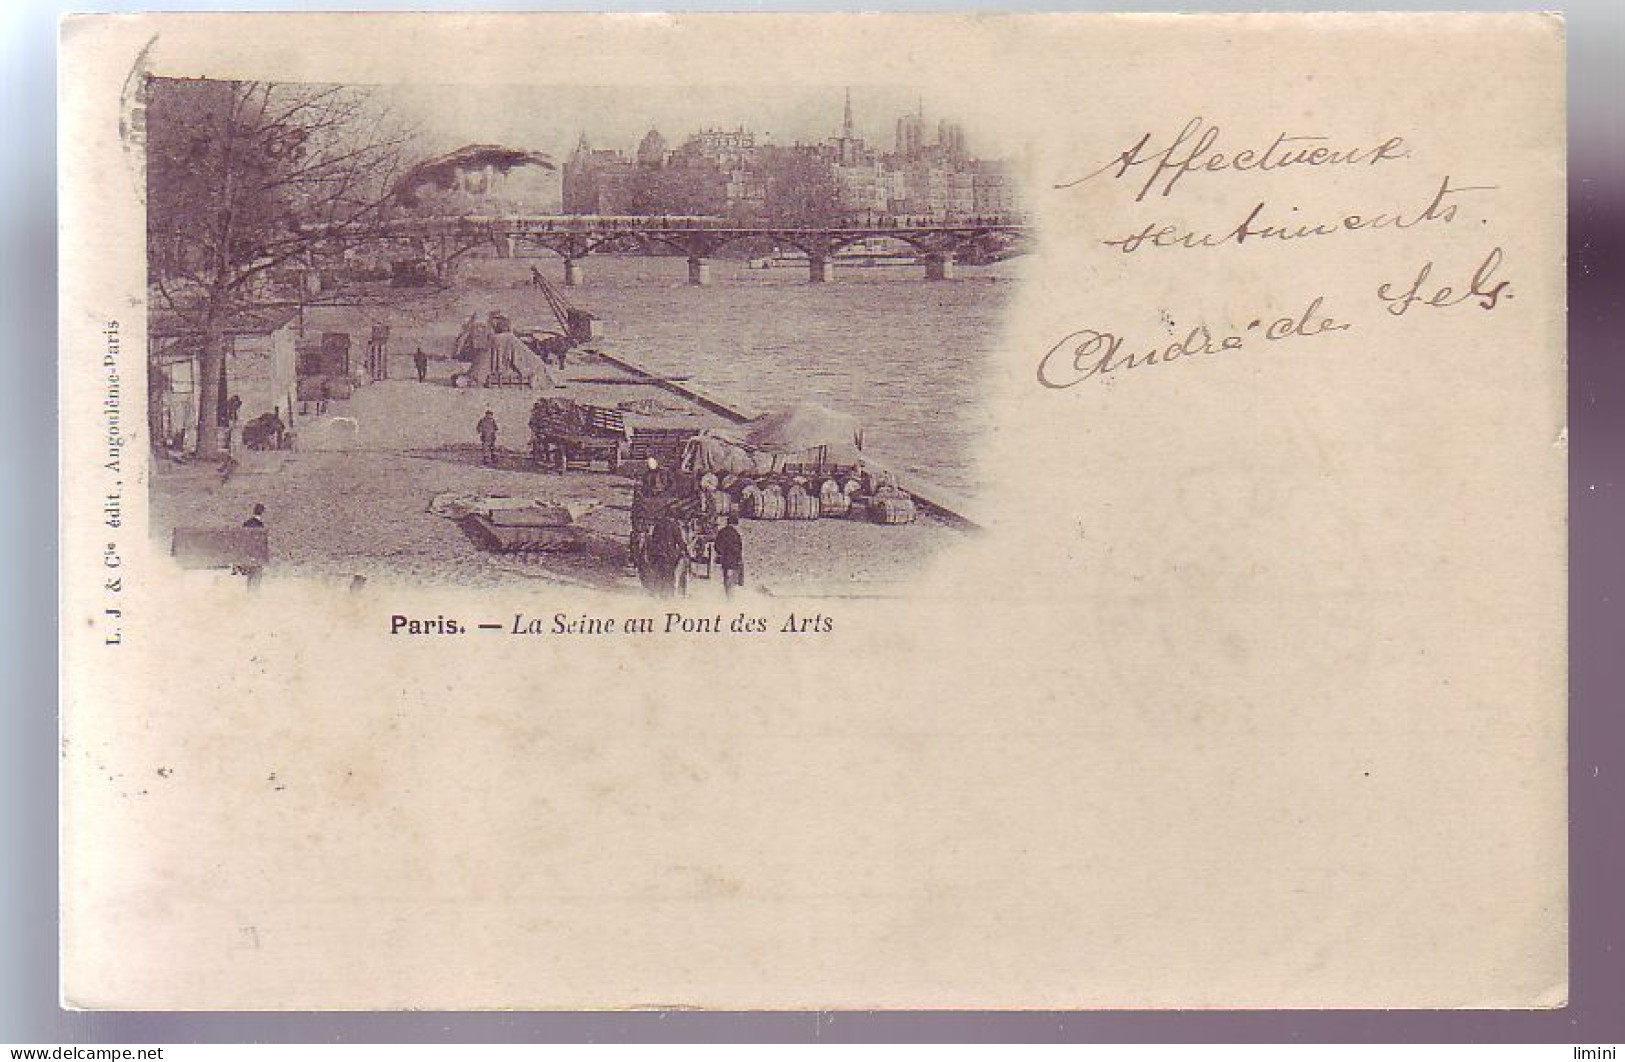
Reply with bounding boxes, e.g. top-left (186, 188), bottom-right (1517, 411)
top-left (556, 254), bottom-right (1020, 499)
